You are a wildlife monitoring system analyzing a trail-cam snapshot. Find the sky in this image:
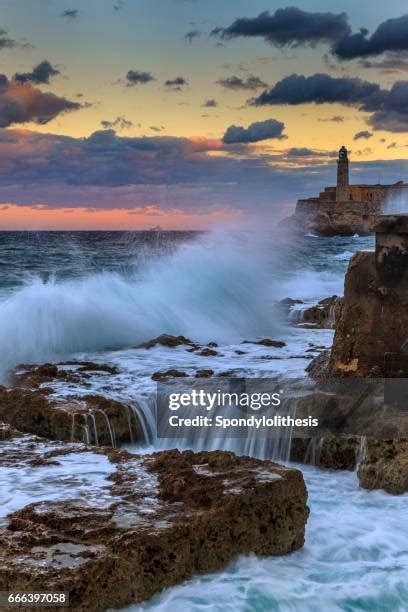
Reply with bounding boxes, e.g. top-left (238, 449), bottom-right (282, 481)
top-left (0, 0), bottom-right (408, 229)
